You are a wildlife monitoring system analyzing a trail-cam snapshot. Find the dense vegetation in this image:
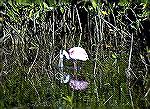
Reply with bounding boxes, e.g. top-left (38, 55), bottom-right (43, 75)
top-left (0, 0), bottom-right (150, 109)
